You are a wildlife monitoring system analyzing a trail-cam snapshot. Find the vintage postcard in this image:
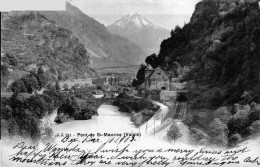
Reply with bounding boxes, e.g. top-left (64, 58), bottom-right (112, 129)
top-left (1, 0), bottom-right (260, 166)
